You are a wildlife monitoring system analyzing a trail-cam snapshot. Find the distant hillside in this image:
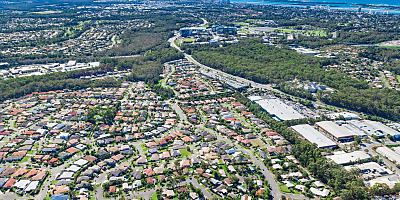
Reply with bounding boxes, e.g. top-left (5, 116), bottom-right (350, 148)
top-left (0, 0), bottom-right (94, 10)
